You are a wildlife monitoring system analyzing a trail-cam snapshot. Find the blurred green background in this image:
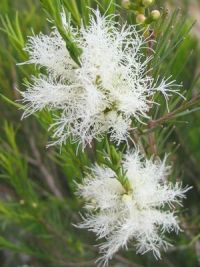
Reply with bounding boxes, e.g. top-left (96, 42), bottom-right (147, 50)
top-left (0, 0), bottom-right (200, 267)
